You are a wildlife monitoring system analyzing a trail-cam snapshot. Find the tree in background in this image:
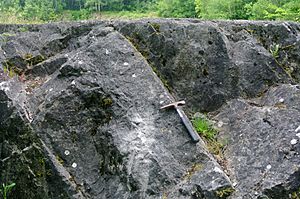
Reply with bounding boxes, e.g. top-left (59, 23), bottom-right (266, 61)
top-left (0, 0), bottom-right (20, 12)
top-left (0, 0), bottom-right (299, 22)
top-left (195, 0), bottom-right (254, 19)
top-left (195, 0), bottom-right (300, 21)
top-left (158, 0), bottom-right (196, 18)
top-left (195, 0), bottom-right (231, 19)
top-left (22, 0), bottom-right (57, 20)
top-left (283, 0), bottom-right (300, 21)
top-left (85, 0), bottom-right (105, 12)
top-left (246, 0), bottom-right (300, 21)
